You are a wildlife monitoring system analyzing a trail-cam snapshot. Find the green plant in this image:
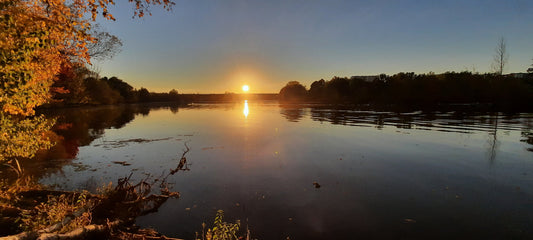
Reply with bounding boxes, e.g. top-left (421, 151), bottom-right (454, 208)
top-left (204, 210), bottom-right (241, 240)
